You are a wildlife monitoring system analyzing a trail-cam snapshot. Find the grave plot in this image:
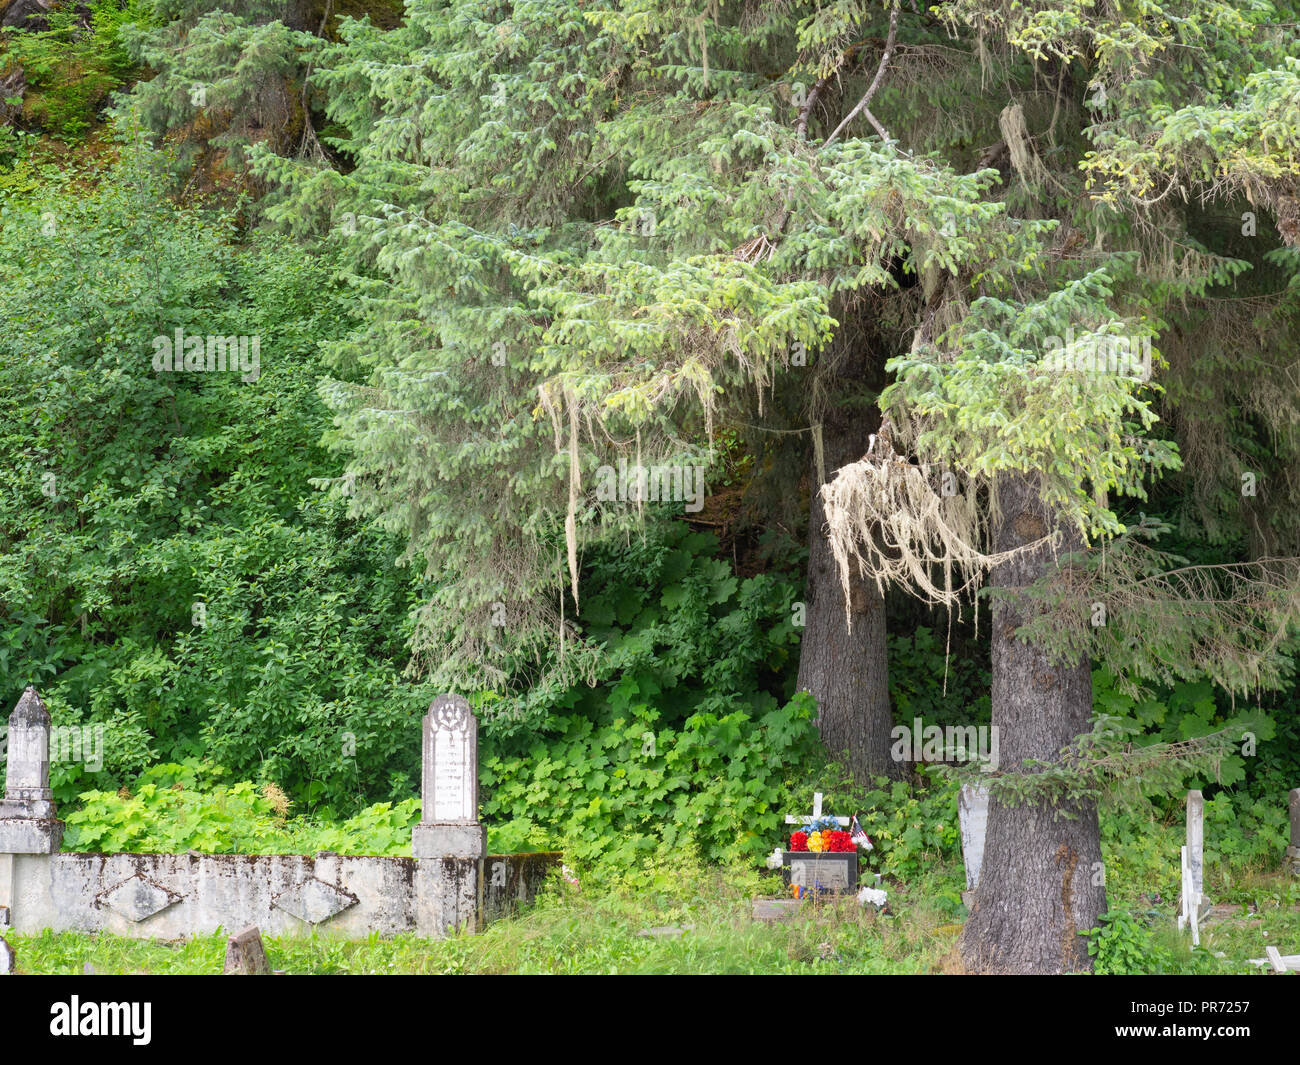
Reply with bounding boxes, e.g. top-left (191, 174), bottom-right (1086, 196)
top-left (0, 689), bottom-right (558, 942)
top-left (752, 792), bottom-right (884, 919)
